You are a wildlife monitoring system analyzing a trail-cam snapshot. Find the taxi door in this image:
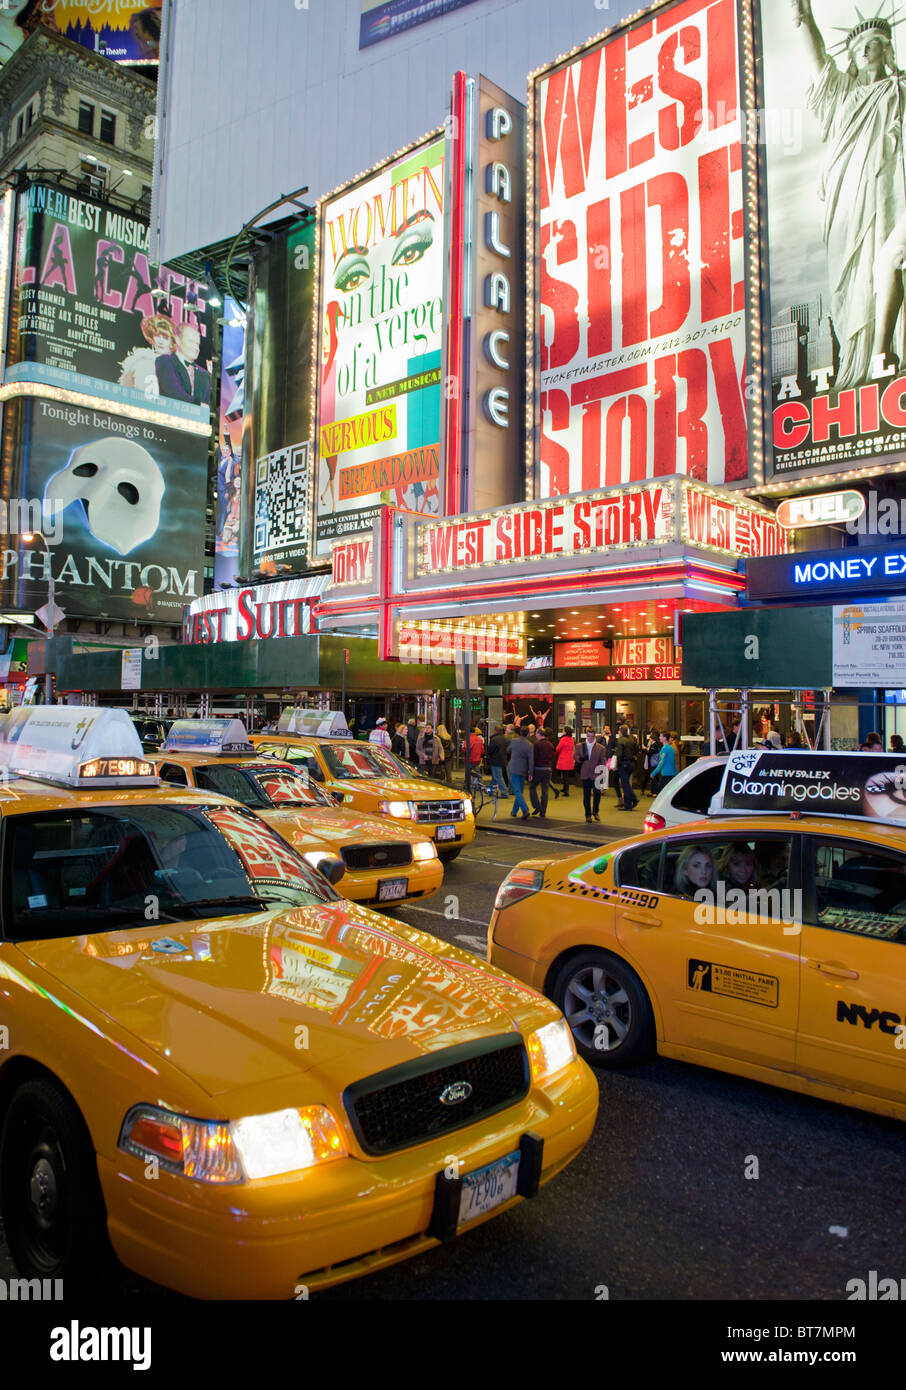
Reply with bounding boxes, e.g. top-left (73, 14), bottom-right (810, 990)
top-left (797, 833), bottom-right (906, 1107)
top-left (614, 831), bottom-right (802, 1071)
